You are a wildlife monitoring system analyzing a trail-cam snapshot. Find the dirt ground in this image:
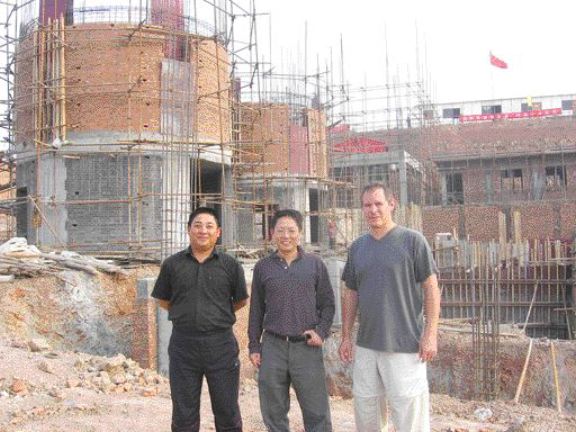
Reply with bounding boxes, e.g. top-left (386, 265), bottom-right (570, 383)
top-left (1, 267), bottom-right (576, 431)
top-left (1, 336), bottom-right (576, 432)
